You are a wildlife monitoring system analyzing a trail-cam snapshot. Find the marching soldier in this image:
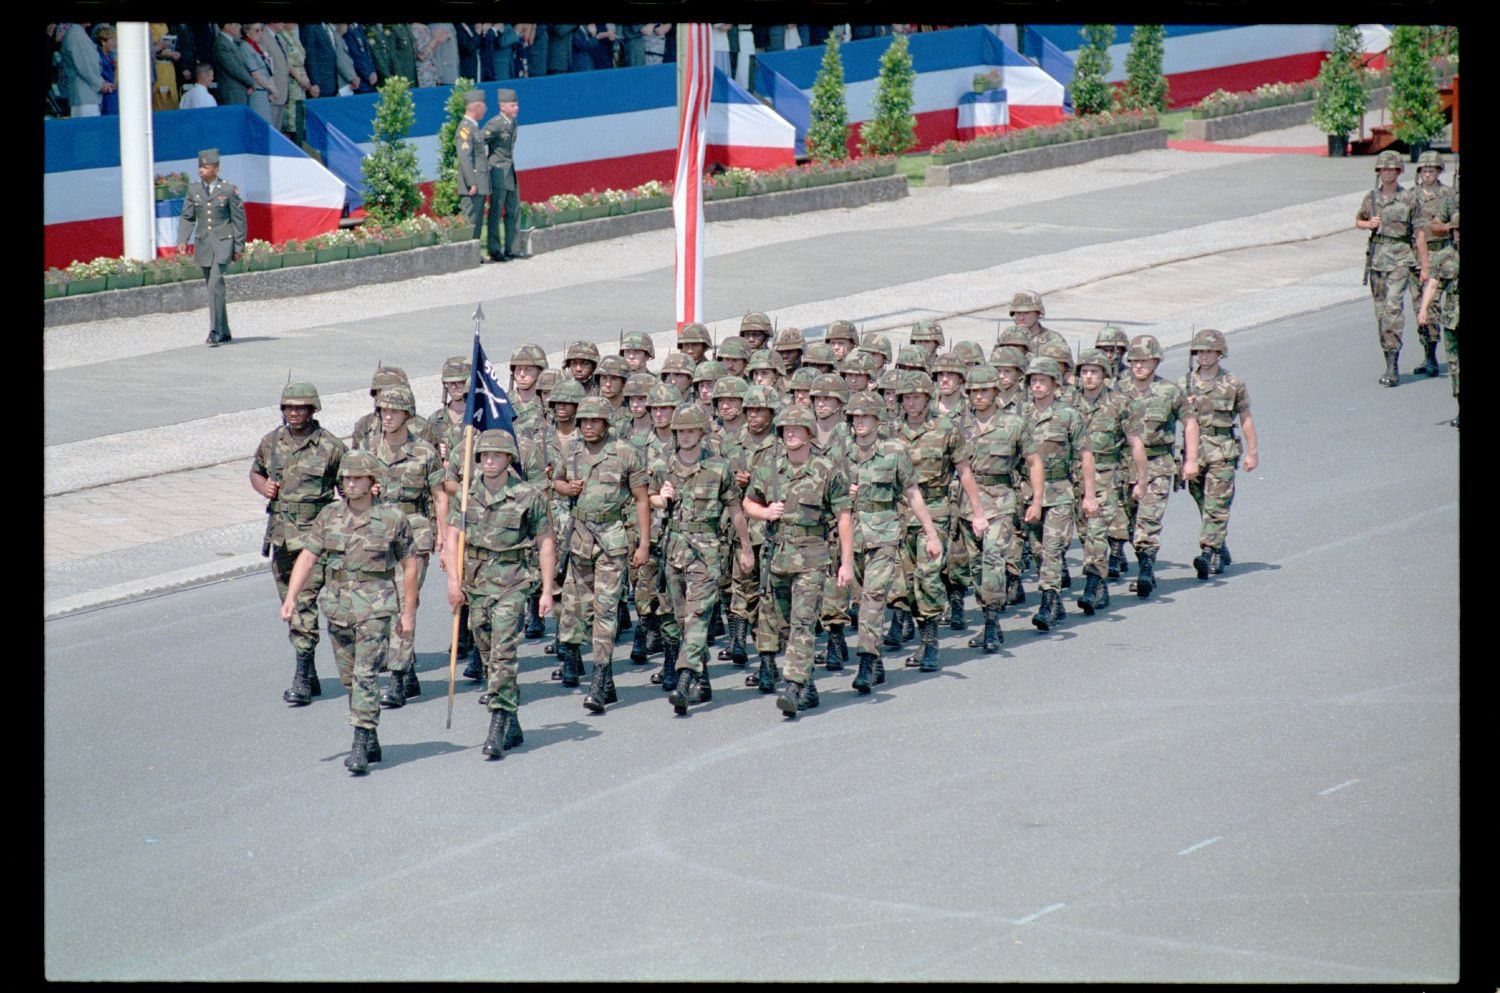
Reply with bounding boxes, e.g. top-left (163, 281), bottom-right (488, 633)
top-left (860, 334), bottom-right (894, 376)
top-left (1007, 290), bottom-right (1066, 354)
top-left (910, 320), bottom-right (944, 362)
top-left (952, 341), bottom-right (986, 370)
top-left (692, 360), bottom-right (727, 422)
top-left (957, 365), bottom-right (1016, 653)
top-left (1073, 348), bottom-right (1132, 614)
top-left (659, 352), bottom-right (697, 401)
top-left (621, 331), bottom-right (657, 376)
top-left (597, 354), bottom-right (634, 434)
top-left (428, 355), bottom-right (482, 671)
top-left (541, 380), bottom-right (587, 666)
top-left (826, 319), bottom-right (860, 363)
top-left (739, 311), bottom-right (773, 354)
top-left (726, 384), bottom-right (780, 687)
top-left (990, 323), bottom-right (1033, 367)
top-left (746, 350), bottom-right (786, 393)
top-left (710, 376), bottom-right (752, 662)
top-left (810, 373), bottom-right (854, 670)
top-left (1411, 150), bottom-right (1458, 377)
top-left (990, 346), bottom-right (1031, 608)
top-left (678, 323), bottom-right (713, 366)
top-left (932, 353), bottom-right (968, 419)
top-left (773, 326), bottom-right (807, 375)
top-left (1417, 210), bottom-right (1460, 427)
top-left (177, 147), bottom-right (246, 346)
top-left (280, 450), bottom-right (419, 776)
top-left (564, 341), bottom-right (601, 396)
top-left (445, 429), bottom-right (556, 759)
top-left (1355, 149), bottom-right (1420, 387)
top-left (1181, 329), bottom-right (1257, 579)
top-left (251, 381), bottom-right (347, 705)
top-left (717, 336), bottom-right (751, 378)
top-left (801, 342), bottom-right (839, 376)
top-left (788, 367), bottom-right (818, 407)
top-left (351, 366), bottom-right (439, 452)
top-left (1094, 325), bottom-right (1132, 393)
top-left (637, 384), bottom-right (683, 681)
top-left (623, 372), bottom-right (658, 442)
top-left (1121, 335), bottom-right (1198, 597)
